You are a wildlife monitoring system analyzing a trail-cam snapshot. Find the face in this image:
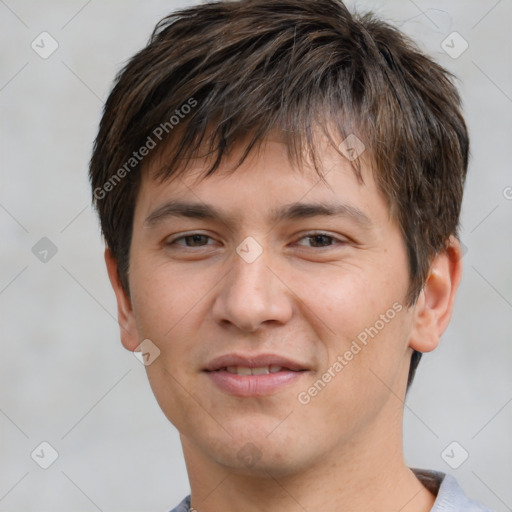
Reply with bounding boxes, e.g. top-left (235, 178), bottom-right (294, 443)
top-left (113, 137), bottom-right (427, 476)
